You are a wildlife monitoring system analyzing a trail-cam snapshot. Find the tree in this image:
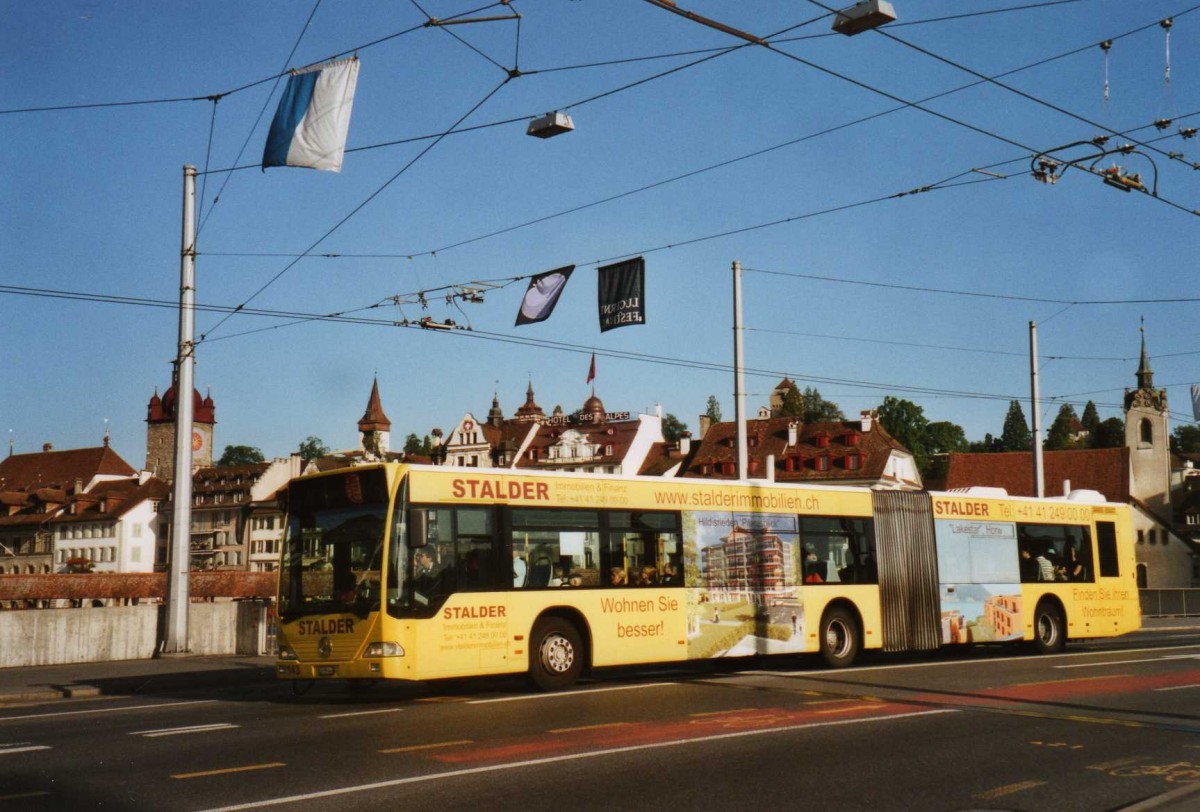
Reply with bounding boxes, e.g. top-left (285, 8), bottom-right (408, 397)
top-left (217, 445), bottom-right (265, 467)
top-left (1174, 425), bottom-right (1200, 453)
top-left (403, 433), bottom-right (424, 455)
top-left (1080, 401), bottom-right (1101, 442)
top-left (662, 413), bottom-right (688, 443)
top-left (877, 397), bottom-right (930, 472)
top-left (298, 436), bottom-right (329, 461)
top-left (999, 401), bottom-right (1032, 451)
top-left (1093, 417), bottom-right (1125, 448)
top-left (923, 421), bottom-right (969, 482)
top-left (802, 387), bottom-right (844, 422)
top-left (774, 381), bottom-right (805, 419)
top-left (1045, 403), bottom-right (1081, 451)
top-left (705, 395), bottom-right (722, 423)
top-left (969, 433), bottom-right (1002, 452)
